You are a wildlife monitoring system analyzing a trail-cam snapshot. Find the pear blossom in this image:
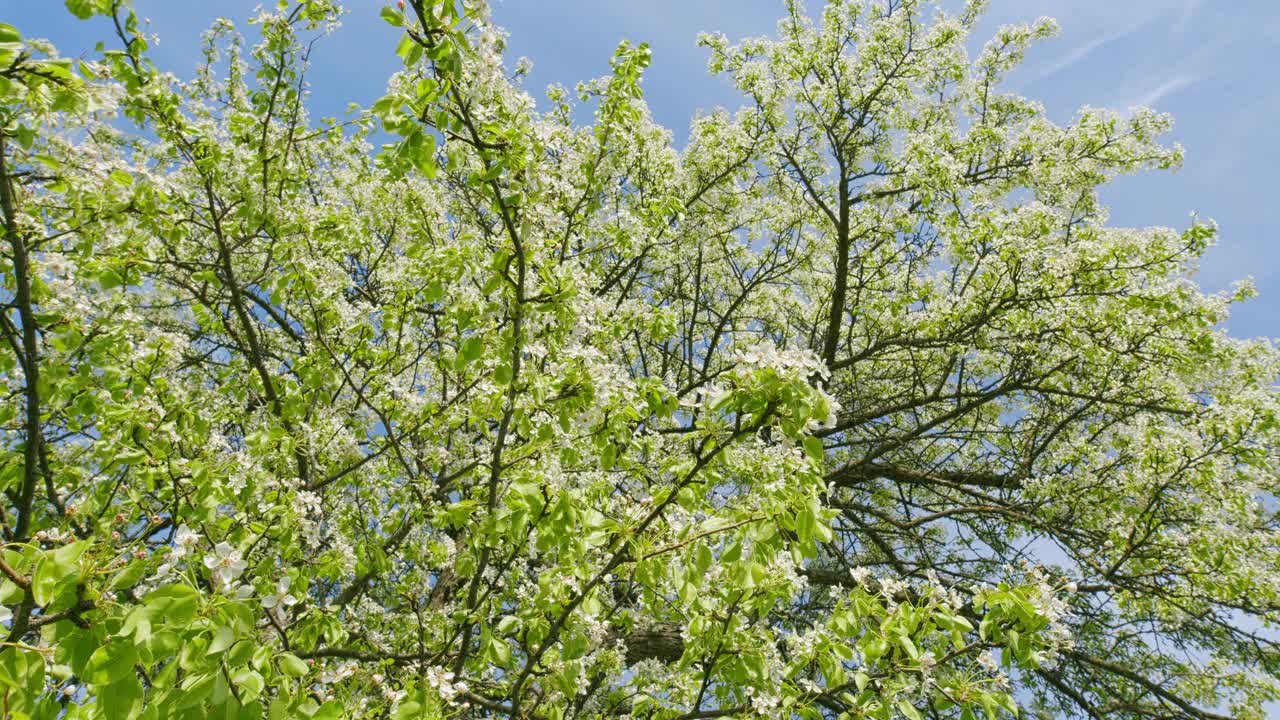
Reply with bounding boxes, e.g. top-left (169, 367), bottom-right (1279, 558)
top-left (0, 1), bottom-right (1276, 719)
top-left (203, 542), bottom-right (248, 589)
top-left (262, 577), bottom-right (299, 610)
top-left (171, 524), bottom-right (200, 558)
